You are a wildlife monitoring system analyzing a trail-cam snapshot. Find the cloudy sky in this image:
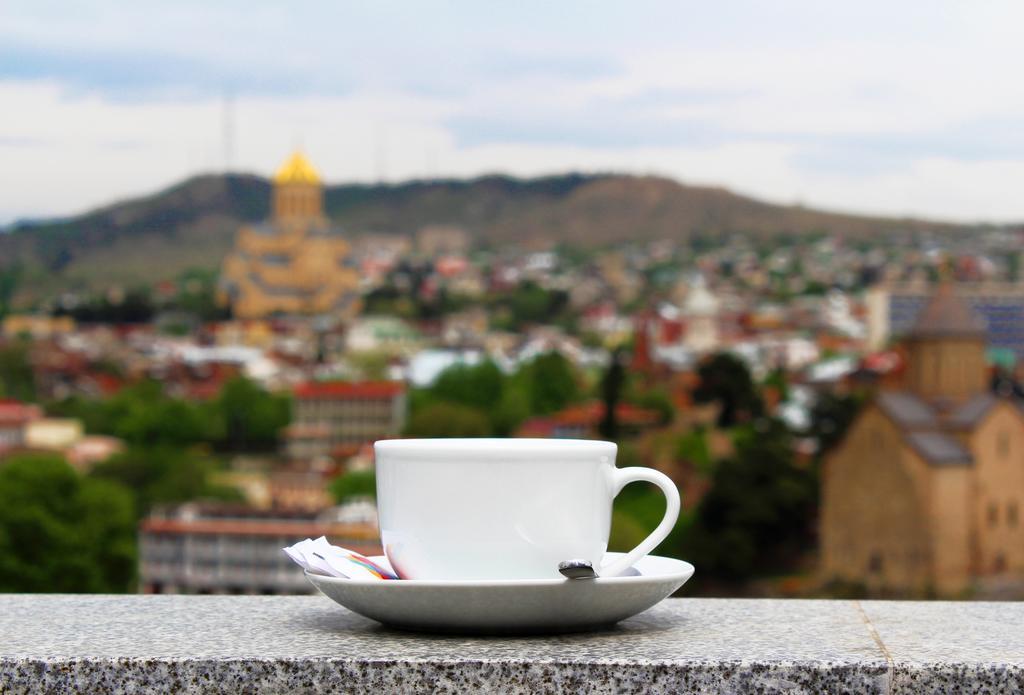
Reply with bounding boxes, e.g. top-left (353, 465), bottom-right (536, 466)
top-left (3, 1), bottom-right (1024, 224)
